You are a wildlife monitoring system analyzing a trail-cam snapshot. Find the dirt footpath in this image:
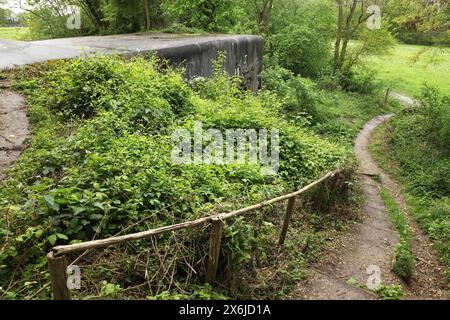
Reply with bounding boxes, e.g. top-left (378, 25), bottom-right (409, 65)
top-left (290, 114), bottom-right (400, 300)
top-left (290, 94), bottom-right (448, 300)
top-left (0, 81), bottom-right (29, 181)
